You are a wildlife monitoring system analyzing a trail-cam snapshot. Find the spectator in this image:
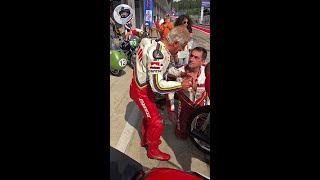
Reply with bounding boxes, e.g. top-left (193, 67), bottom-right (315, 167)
top-left (124, 20), bottom-right (132, 36)
top-left (174, 14), bottom-right (194, 66)
top-left (159, 15), bottom-right (174, 39)
top-left (110, 17), bottom-right (116, 38)
top-left (144, 23), bottom-right (150, 37)
top-left (155, 18), bottom-right (160, 29)
top-left (153, 18), bottom-right (161, 38)
top-left (113, 20), bottom-right (123, 40)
